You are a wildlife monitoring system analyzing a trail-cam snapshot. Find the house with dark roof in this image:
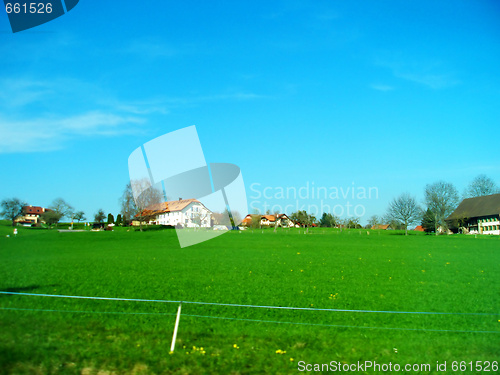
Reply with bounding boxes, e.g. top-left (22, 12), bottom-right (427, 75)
top-left (446, 193), bottom-right (500, 235)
